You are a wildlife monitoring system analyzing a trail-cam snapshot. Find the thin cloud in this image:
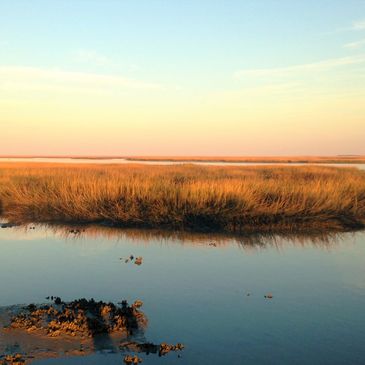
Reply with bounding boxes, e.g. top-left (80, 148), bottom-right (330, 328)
top-left (0, 65), bottom-right (162, 91)
top-left (325, 19), bottom-right (365, 34)
top-left (75, 49), bottom-right (110, 66)
top-left (352, 20), bottom-right (365, 31)
top-left (234, 56), bottom-right (365, 79)
top-left (344, 39), bottom-right (365, 49)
